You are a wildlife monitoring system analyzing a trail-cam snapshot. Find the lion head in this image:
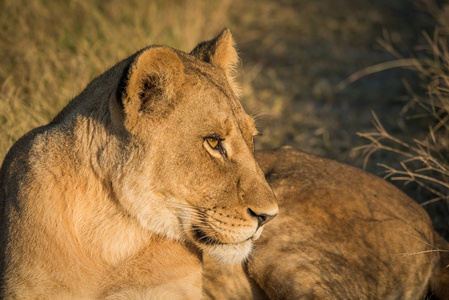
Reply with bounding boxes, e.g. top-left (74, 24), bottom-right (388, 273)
top-left (106, 29), bottom-right (278, 264)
